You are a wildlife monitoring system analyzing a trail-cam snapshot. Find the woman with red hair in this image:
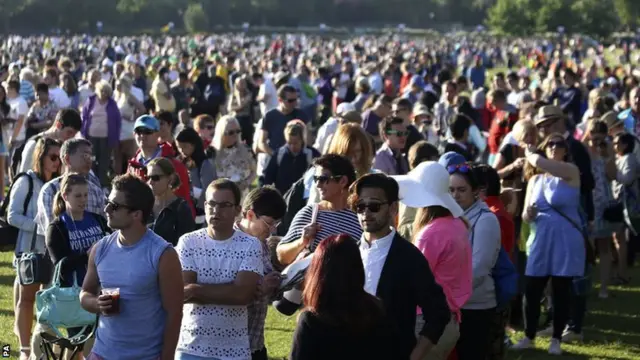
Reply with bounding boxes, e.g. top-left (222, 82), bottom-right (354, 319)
top-left (290, 234), bottom-right (398, 359)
